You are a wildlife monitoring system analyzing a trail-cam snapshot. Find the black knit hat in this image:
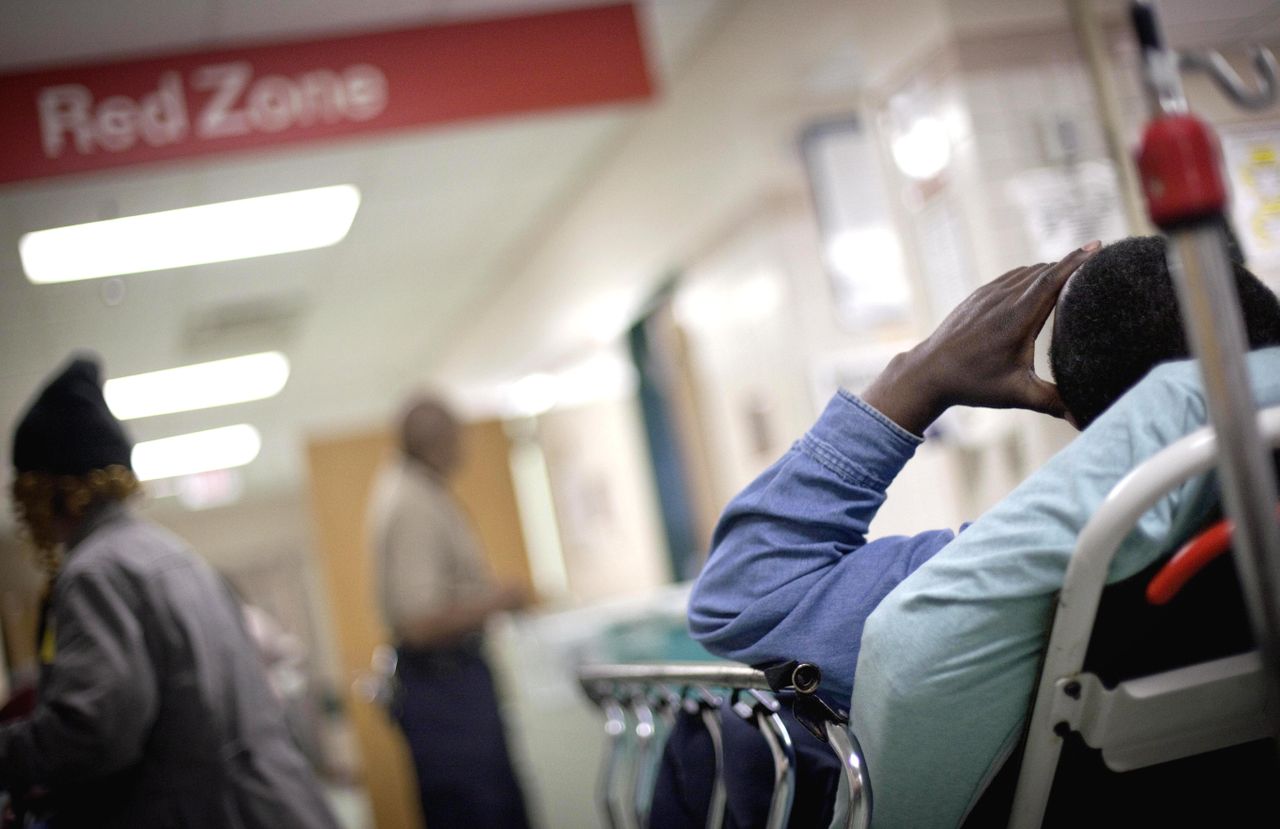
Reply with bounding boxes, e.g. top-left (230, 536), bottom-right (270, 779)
top-left (12, 355), bottom-right (133, 475)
